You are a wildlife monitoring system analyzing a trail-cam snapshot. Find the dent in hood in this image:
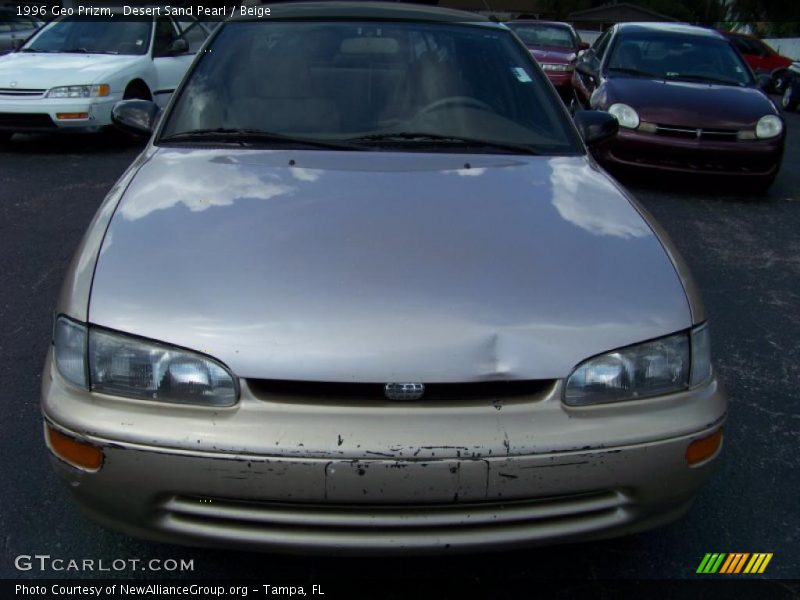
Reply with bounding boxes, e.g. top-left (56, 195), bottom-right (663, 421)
top-left (88, 150), bottom-right (691, 382)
